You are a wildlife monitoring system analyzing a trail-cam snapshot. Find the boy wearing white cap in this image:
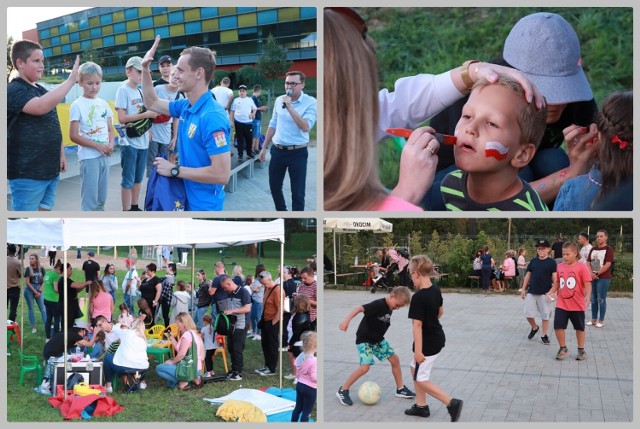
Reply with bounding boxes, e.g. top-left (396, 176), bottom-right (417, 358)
top-left (230, 85), bottom-right (258, 160)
